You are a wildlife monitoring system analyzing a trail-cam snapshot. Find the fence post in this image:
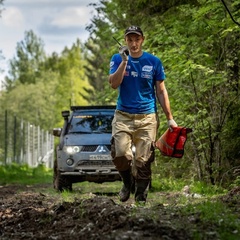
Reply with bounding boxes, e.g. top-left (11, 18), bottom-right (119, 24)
top-left (13, 115), bottom-right (17, 163)
top-left (27, 122), bottom-right (30, 166)
top-left (20, 119), bottom-right (24, 164)
top-left (4, 110), bottom-right (8, 165)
